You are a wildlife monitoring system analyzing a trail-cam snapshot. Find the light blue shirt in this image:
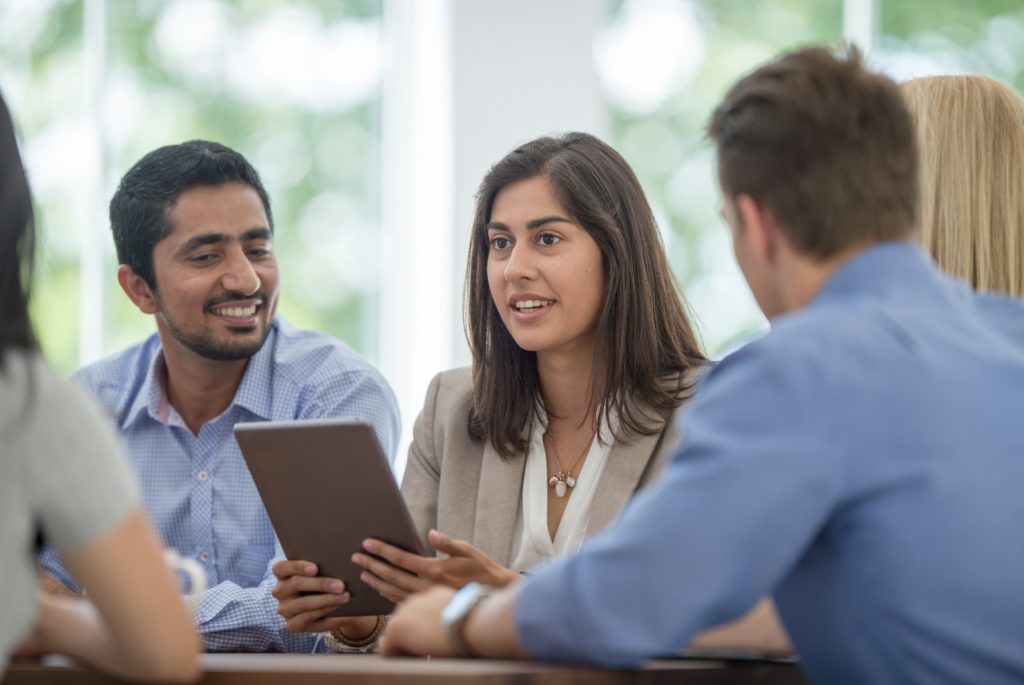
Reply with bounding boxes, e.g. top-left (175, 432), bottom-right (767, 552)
top-left (516, 242), bottom-right (1024, 685)
top-left (39, 317), bottom-right (400, 653)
